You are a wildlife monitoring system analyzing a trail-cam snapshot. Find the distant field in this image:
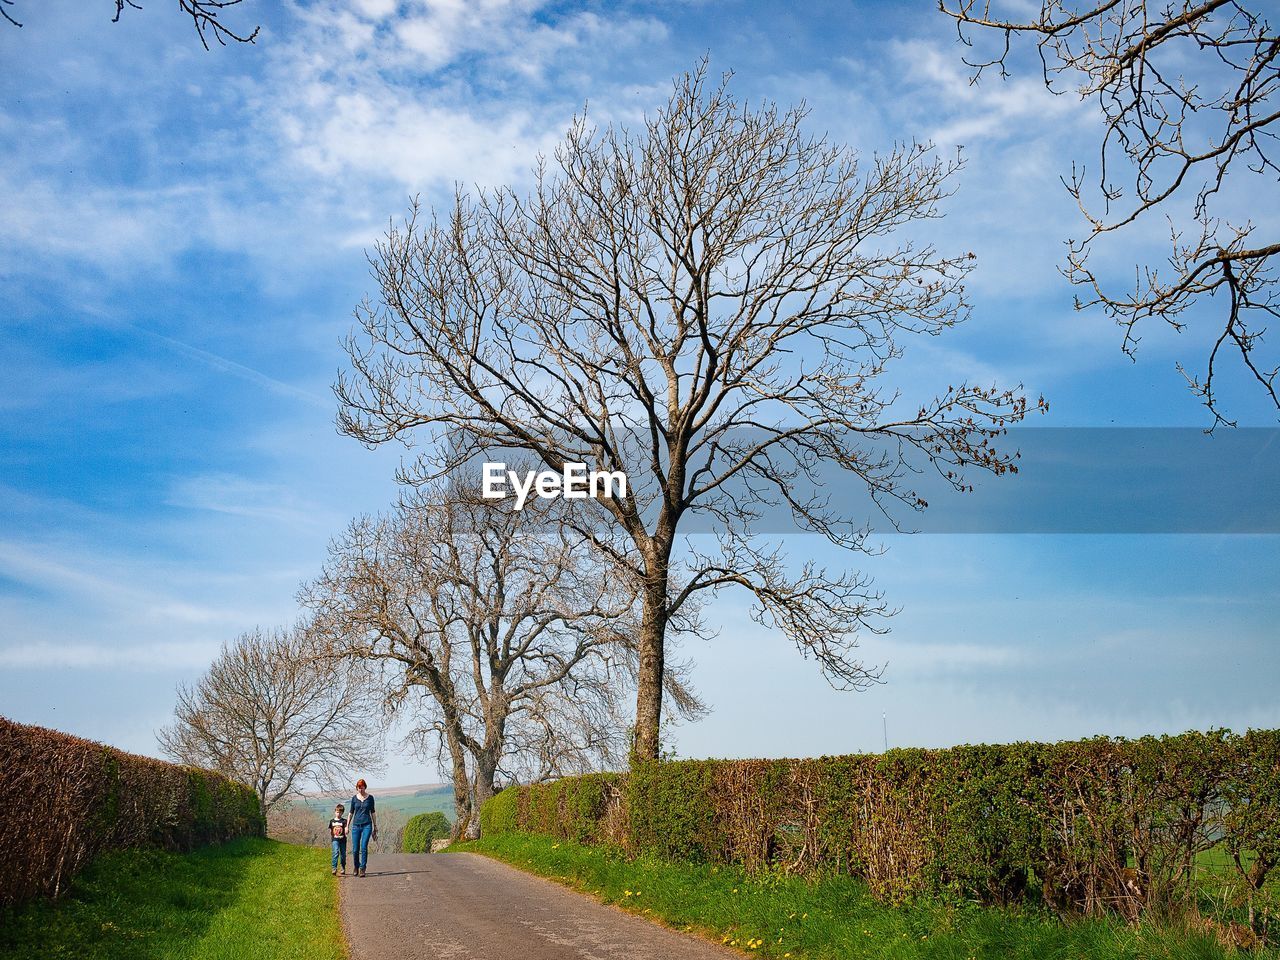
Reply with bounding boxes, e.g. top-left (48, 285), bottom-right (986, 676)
top-left (302, 784), bottom-right (455, 822)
